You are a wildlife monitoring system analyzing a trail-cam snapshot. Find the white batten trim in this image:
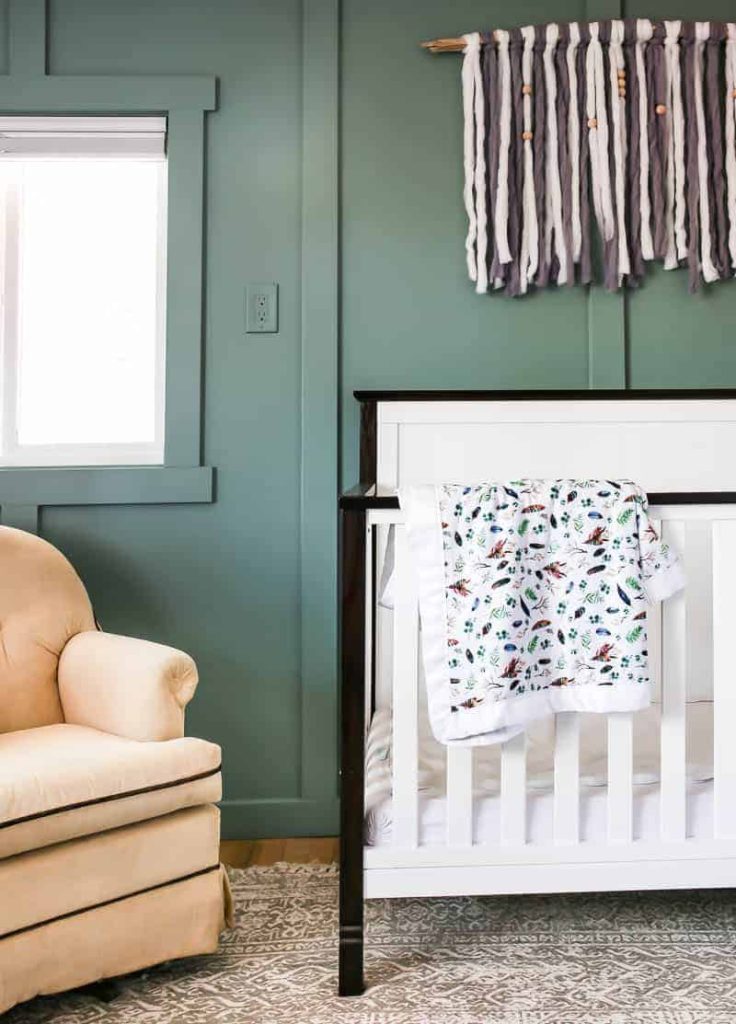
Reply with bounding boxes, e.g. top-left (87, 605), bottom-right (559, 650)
top-left (461, 34), bottom-right (480, 282)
